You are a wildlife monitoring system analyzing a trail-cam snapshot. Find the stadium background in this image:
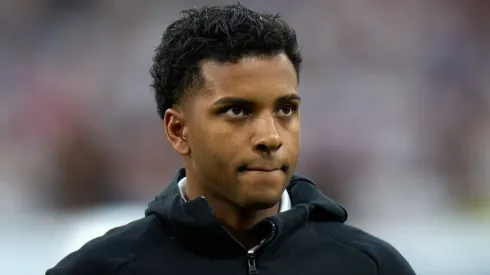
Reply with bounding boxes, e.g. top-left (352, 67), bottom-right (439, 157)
top-left (0, 0), bottom-right (489, 274)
